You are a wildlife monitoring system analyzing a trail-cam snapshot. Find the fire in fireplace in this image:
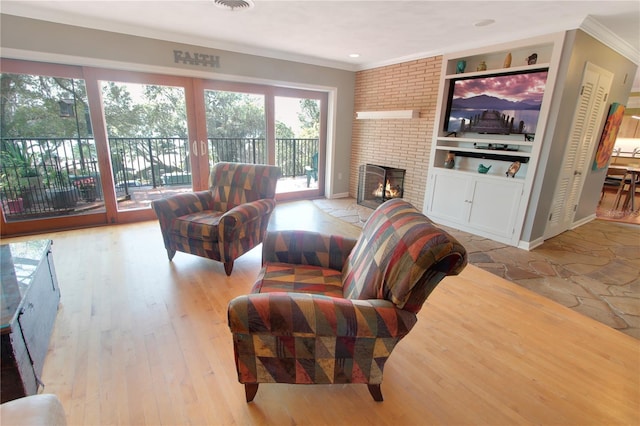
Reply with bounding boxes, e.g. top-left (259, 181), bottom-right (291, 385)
top-left (357, 164), bottom-right (406, 209)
